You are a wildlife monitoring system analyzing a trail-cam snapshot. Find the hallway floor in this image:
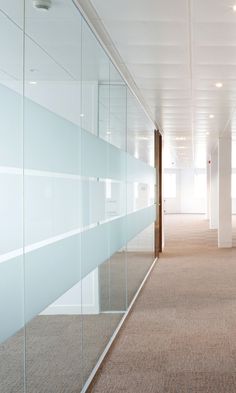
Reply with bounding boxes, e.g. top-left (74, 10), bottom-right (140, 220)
top-left (89, 214), bottom-right (236, 393)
